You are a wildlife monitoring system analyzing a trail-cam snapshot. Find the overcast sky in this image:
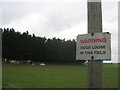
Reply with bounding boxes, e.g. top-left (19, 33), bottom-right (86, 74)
top-left (0, 0), bottom-right (119, 63)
